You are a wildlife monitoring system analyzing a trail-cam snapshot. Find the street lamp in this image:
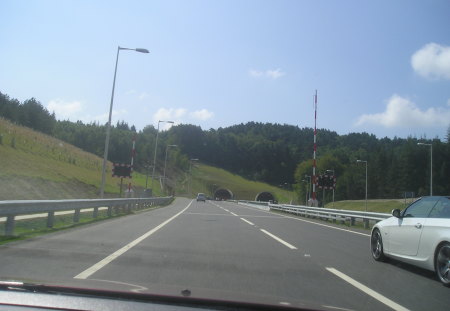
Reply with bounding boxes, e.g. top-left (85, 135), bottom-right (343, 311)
top-left (301, 179), bottom-right (309, 205)
top-left (356, 160), bottom-right (368, 212)
top-left (100, 46), bottom-right (149, 198)
top-left (163, 144), bottom-right (178, 193)
top-left (304, 174), bottom-right (311, 204)
top-left (151, 120), bottom-right (174, 192)
top-left (144, 163), bottom-right (153, 189)
top-left (417, 142), bottom-right (433, 196)
top-left (326, 169), bottom-right (335, 208)
top-left (188, 158), bottom-right (199, 196)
